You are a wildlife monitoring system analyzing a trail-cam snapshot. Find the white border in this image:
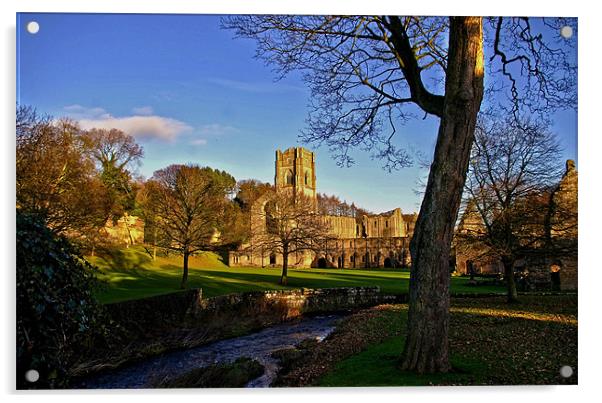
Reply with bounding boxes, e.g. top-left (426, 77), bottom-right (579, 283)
top-left (2, 1), bottom-right (599, 403)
